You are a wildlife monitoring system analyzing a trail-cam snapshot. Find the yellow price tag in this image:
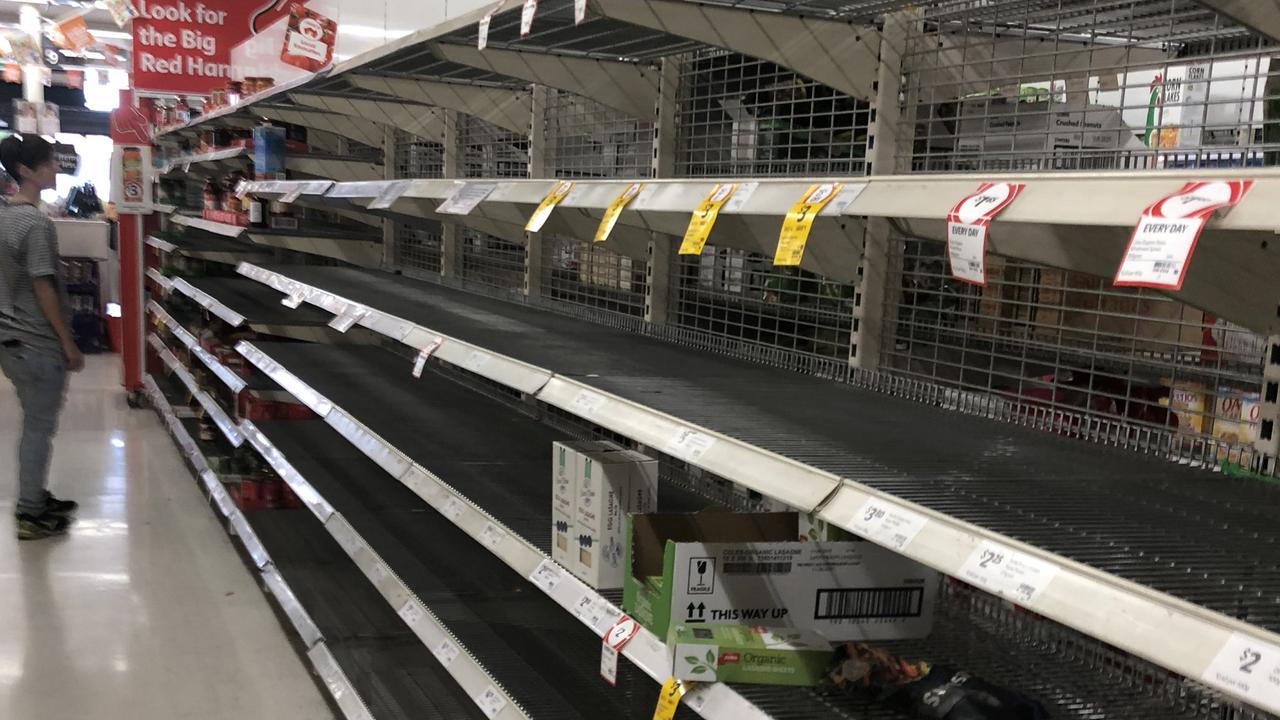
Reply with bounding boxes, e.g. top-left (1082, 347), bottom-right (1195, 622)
top-left (652, 676), bottom-right (687, 720)
top-left (679, 183), bottom-right (738, 255)
top-left (774, 182), bottom-right (843, 266)
top-left (525, 180), bottom-right (575, 233)
top-left (595, 182), bottom-right (644, 243)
